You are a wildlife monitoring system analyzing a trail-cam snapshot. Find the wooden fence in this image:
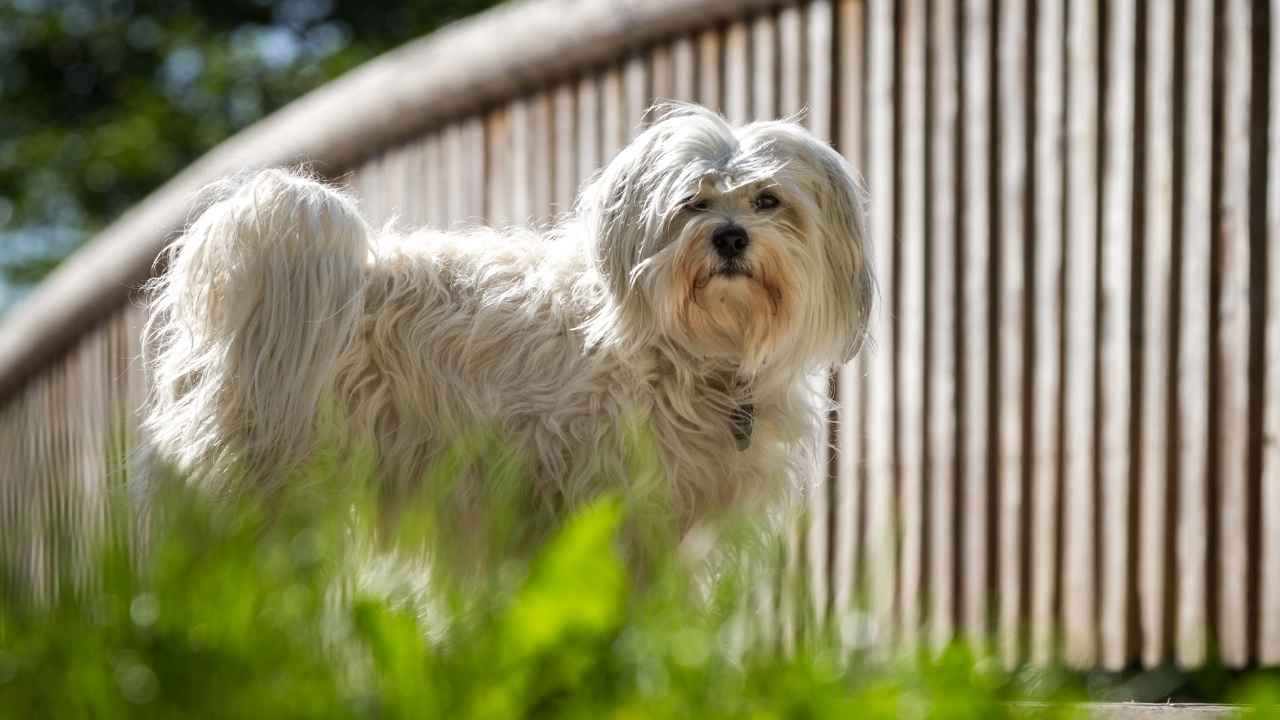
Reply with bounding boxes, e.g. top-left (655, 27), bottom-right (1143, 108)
top-left (1, 0), bottom-right (1278, 672)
